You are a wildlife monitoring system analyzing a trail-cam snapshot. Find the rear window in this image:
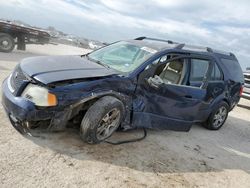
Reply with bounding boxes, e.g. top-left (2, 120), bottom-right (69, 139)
top-left (220, 58), bottom-right (244, 82)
